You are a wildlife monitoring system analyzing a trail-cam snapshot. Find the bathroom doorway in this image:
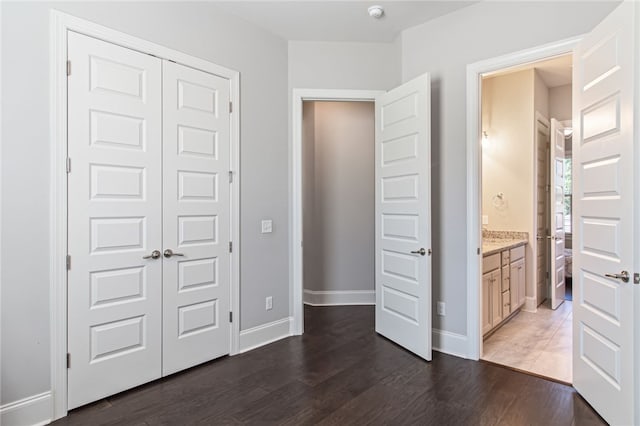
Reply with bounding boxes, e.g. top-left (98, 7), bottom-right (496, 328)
top-left (477, 54), bottom-right (574, 383)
